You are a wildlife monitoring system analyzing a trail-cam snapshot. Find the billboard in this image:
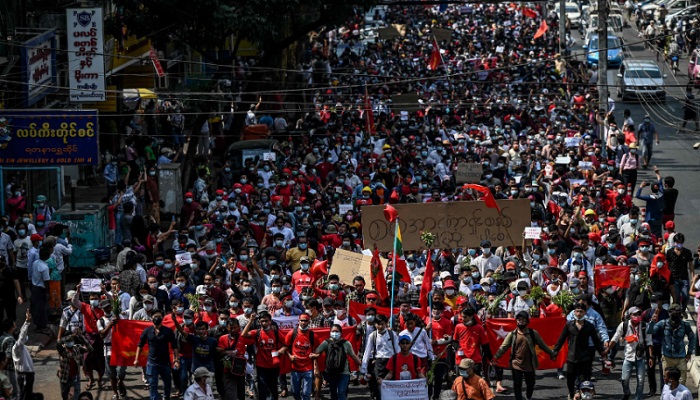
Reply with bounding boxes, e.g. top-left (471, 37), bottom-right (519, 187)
top-left (66, 8), bottom-right (106, 102)
top-left (0, 110), bottom-right (99, 165)
top-left (21, 31), bottom-right (57, 107)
